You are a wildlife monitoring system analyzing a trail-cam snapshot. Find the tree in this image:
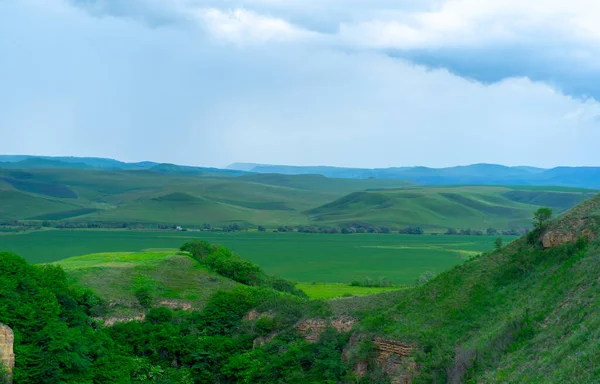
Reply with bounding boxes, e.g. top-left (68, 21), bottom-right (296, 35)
top-left (487, 227), bottom-right (498, 236)
top-left (533, 208), bottom-right (552, 229)
top-left (494, 237), bottom-right (503, 250)
top-left (445, 228), bottom-right (458, 235)
top-left (257, 225), bottom-right (266, 232)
